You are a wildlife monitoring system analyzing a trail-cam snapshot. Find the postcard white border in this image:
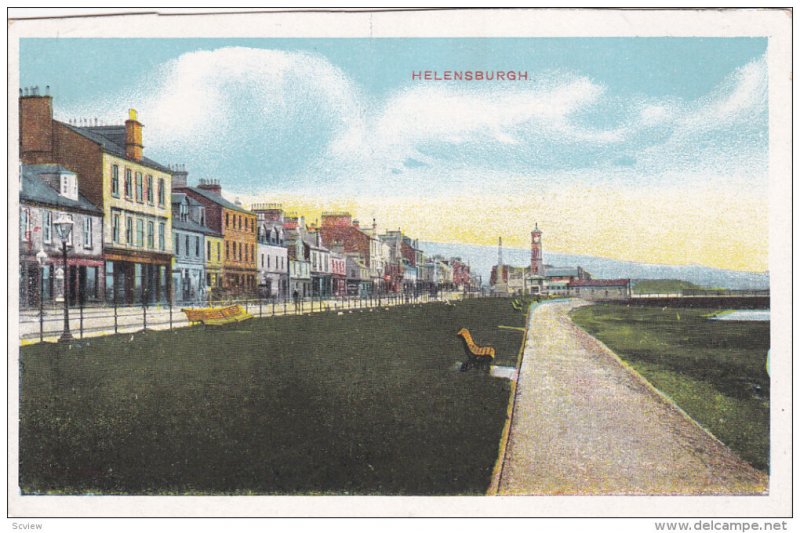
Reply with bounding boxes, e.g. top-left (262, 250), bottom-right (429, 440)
top-left (6, 7), bottom-right (793, 520)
